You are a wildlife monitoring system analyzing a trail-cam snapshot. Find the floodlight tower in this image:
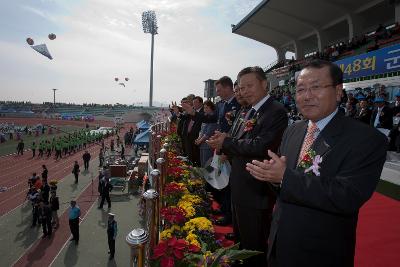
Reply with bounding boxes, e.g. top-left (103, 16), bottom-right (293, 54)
top-left (52, 88), bottom-right (58, 107)
top-left (142, 10), bottom-right (158, 107)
